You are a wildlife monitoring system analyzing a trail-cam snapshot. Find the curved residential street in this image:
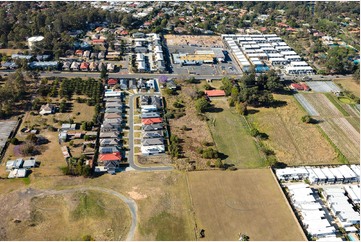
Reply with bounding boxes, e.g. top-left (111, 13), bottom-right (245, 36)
top-left (33, 187), bottom-right (138, 241)
top-left (127, 93), bottom-right (173, 172)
